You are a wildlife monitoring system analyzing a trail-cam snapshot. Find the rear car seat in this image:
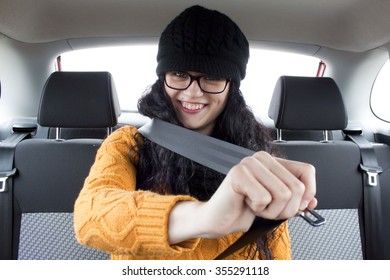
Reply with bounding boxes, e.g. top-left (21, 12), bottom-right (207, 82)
top-left (7, 71), bottom-right (120, 259)
top-left (268, 76), bottom-right (364, 259)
